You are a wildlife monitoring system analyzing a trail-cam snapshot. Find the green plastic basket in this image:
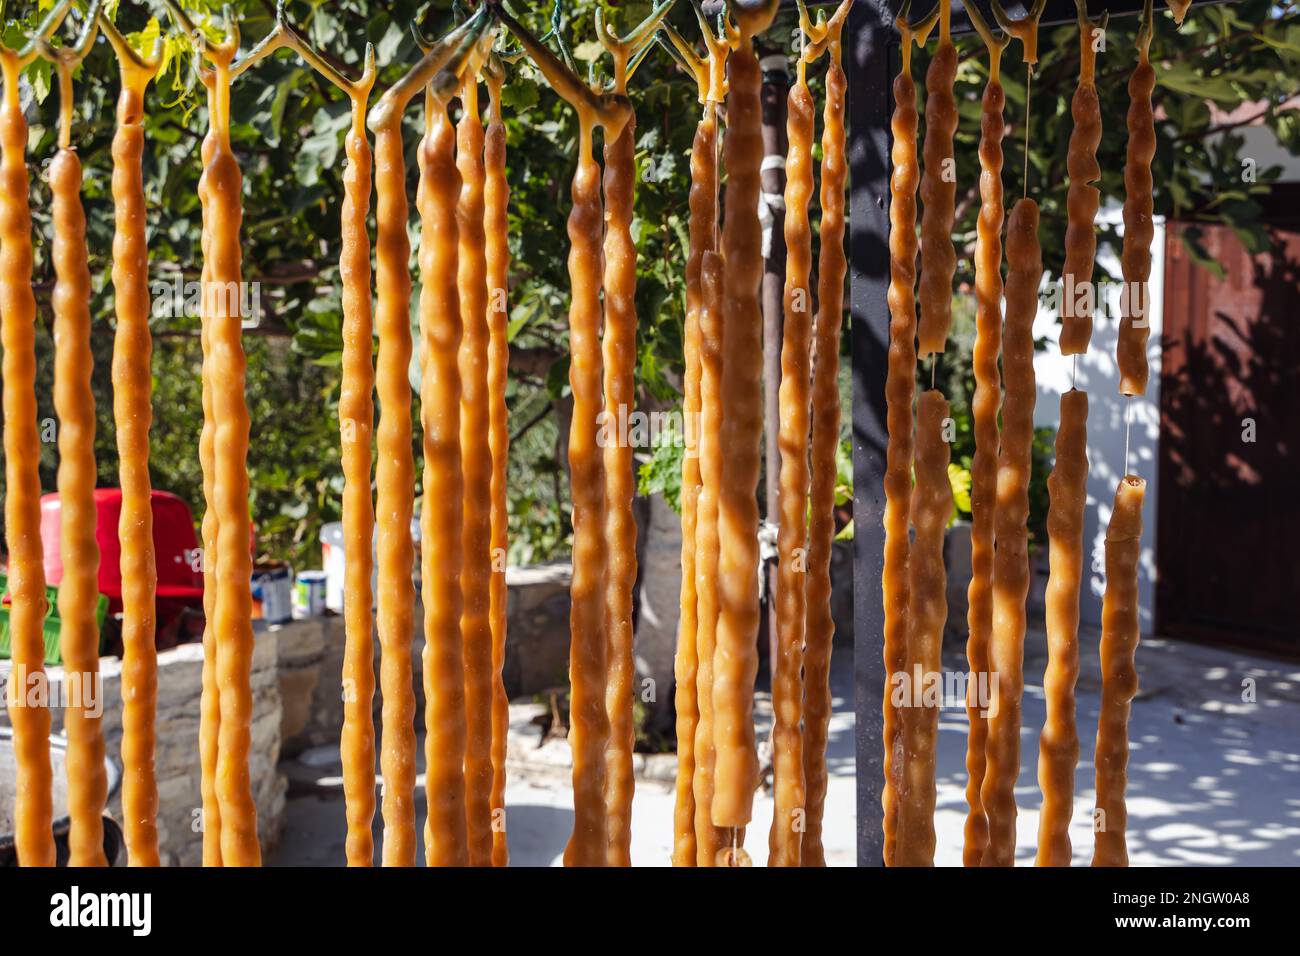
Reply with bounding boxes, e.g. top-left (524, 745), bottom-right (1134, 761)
top-left (0, 572), bottom-right (109, 667)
